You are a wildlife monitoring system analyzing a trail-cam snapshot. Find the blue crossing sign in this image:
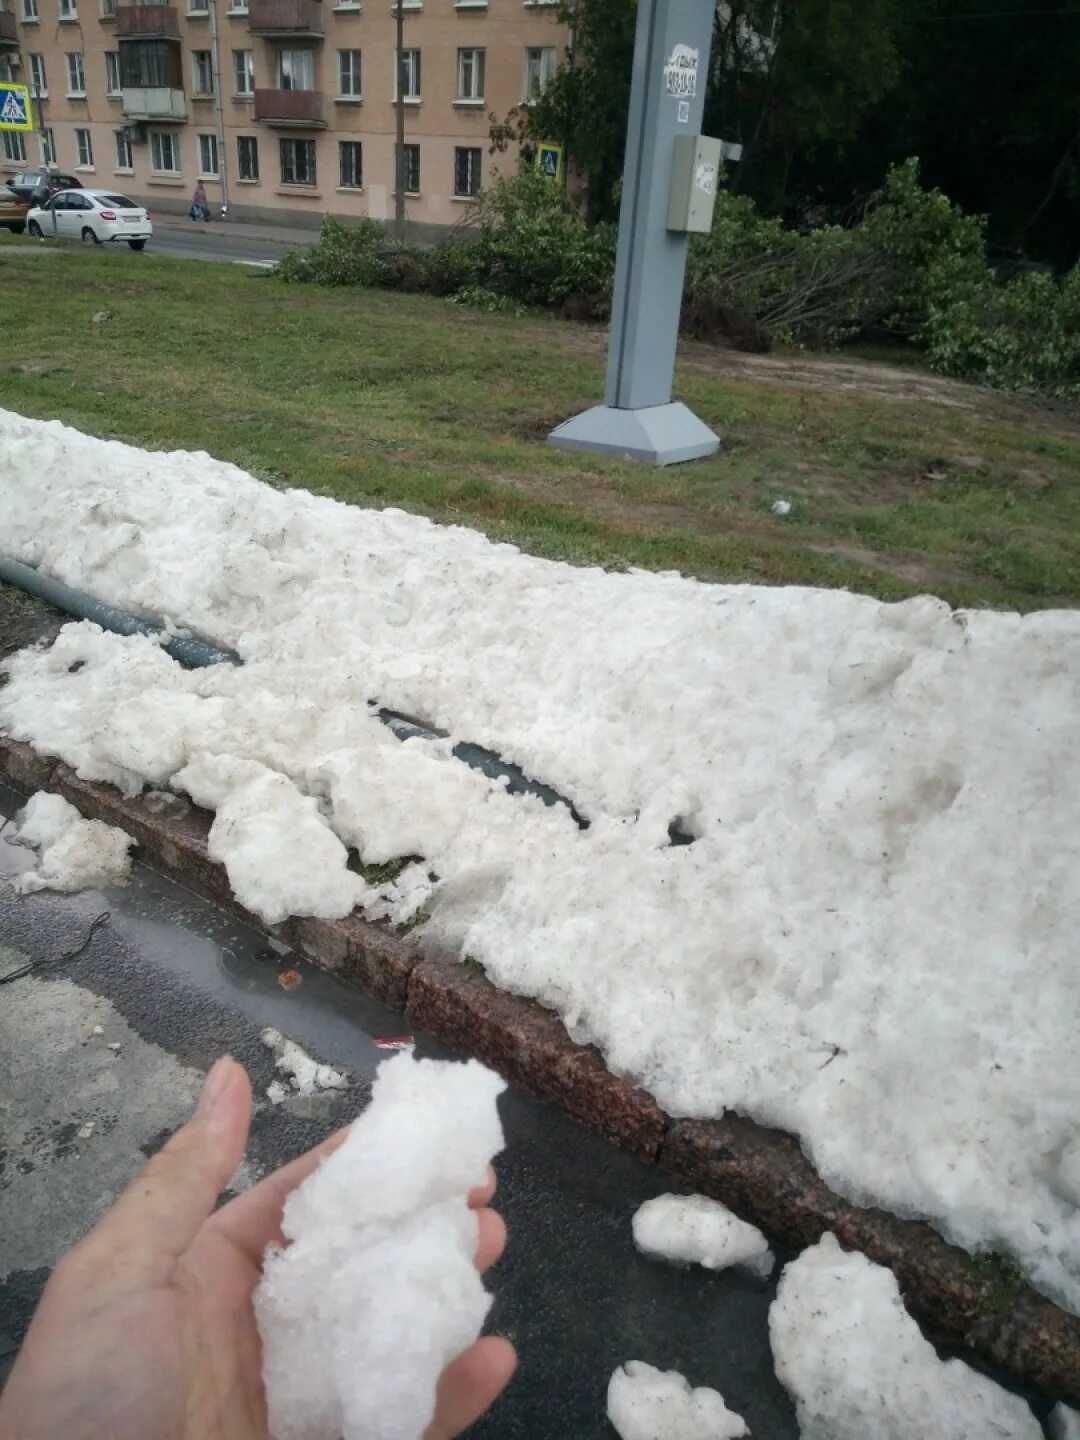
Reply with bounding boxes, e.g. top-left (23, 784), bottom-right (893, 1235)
top-left (0, 83), bottom-right (34, 132)
top-left (536, 142), bottom-right (564, 184)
